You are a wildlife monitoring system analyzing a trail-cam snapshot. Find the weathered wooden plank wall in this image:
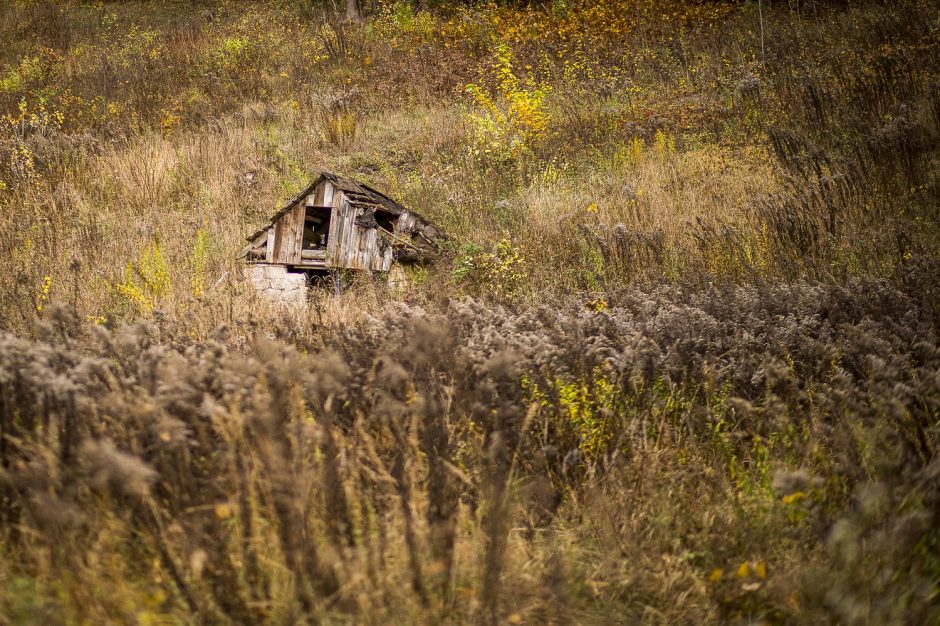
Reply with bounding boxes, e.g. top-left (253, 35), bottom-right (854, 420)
top-left (309, 179), bottom-right (334, 208)
top-left (265, 227), bottom-right (275, 262)
top-left (338, 197), bottom-right (363, 269)
top-left (273, 202), bottom-right (305, 264)
top-left (332, 199), bottom-right (390, 271)
top-left (270, 180), bottom-right (338, 266)
top-left (326, 190), bottom-right (345, 267)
